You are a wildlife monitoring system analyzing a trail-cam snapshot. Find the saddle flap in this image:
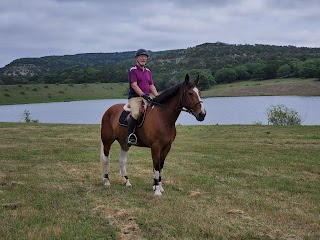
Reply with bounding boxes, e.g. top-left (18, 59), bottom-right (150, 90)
top-left (118, 105), bottom-right (146, 128)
